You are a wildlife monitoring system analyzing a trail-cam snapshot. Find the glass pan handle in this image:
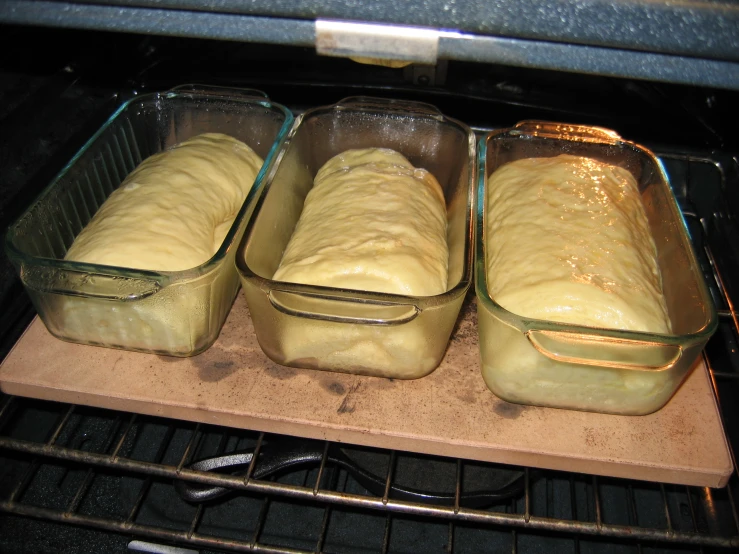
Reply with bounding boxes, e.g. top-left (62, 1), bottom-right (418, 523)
top-left (21, 265), bottom-right (161, 301)
top-left (526, 329), bottom-right (682, 371)
top-left (268, 290), bottom-right (419, 326)
top-left (168, 84), bottom-right (269, 100)
top-left (335, 96), bottom-right (442, 117)
top-left (513, 120), bottom-right (622, 142)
